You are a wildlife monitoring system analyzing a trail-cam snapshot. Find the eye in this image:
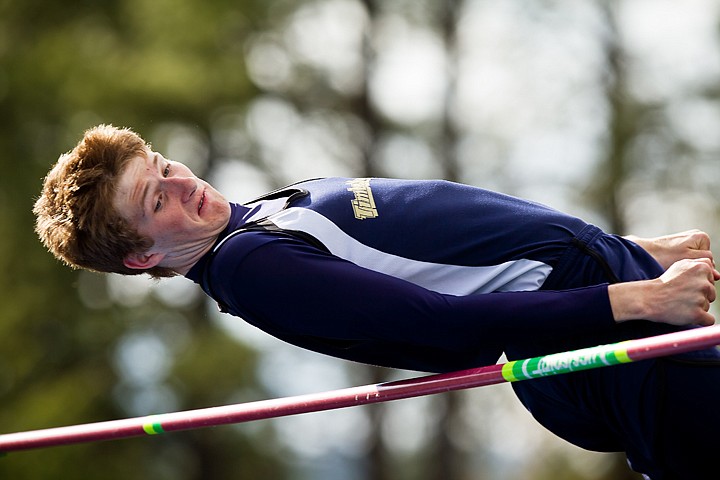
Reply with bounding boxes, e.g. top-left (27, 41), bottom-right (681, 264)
top-left (154, 194), bottom-right (163, 212)
top-left (163, 163), bottom-right (171, 177)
